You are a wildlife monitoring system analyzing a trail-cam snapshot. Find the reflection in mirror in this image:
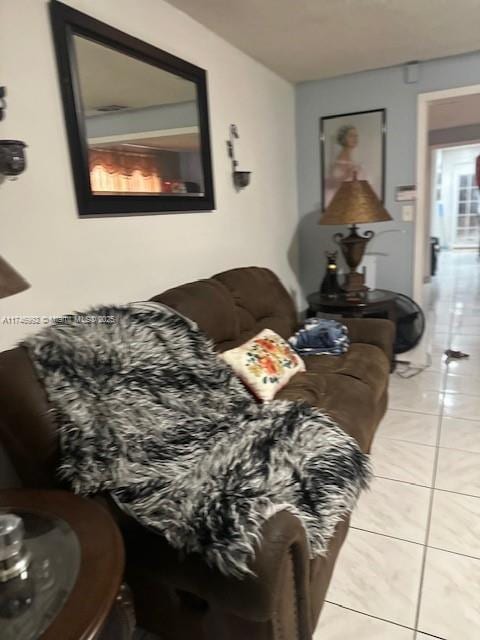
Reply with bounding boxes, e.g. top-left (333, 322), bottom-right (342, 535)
top-left (73, 35), bottom-right (204, 196)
